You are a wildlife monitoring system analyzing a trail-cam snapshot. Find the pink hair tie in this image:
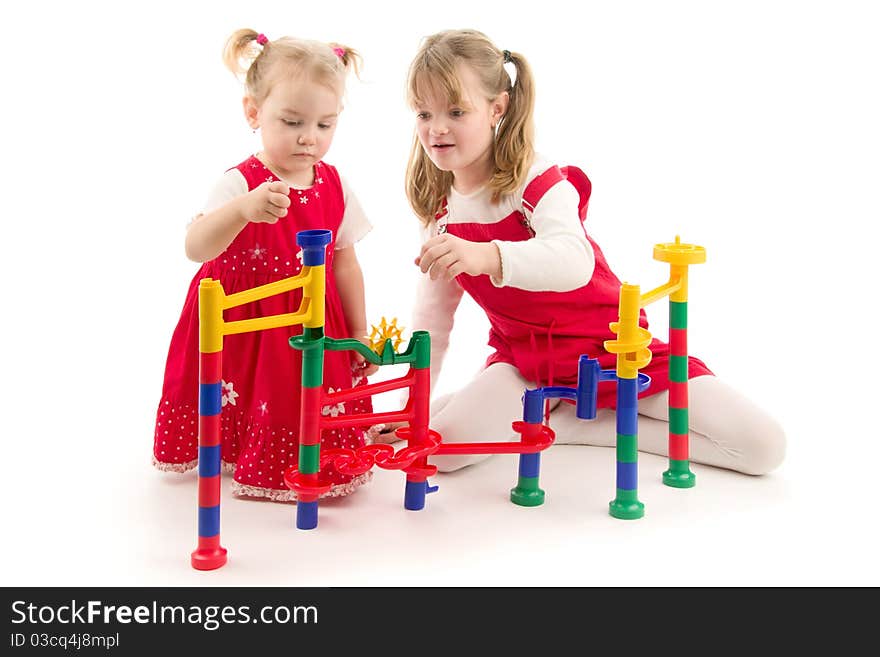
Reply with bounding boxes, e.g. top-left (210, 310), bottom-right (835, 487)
top-left (332, 46), bottom-right (345, 59)
top-left (256, 33), bottom-right (268, 46)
